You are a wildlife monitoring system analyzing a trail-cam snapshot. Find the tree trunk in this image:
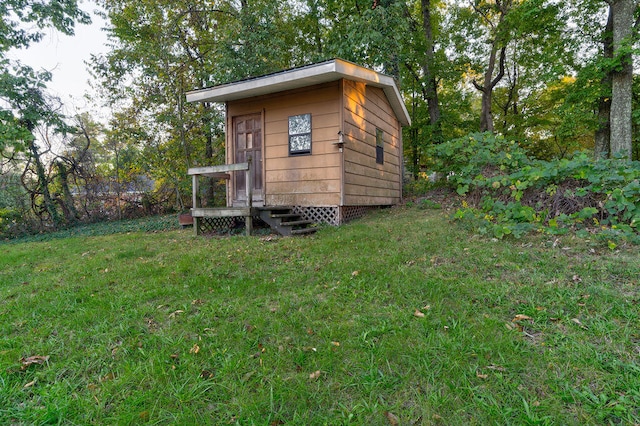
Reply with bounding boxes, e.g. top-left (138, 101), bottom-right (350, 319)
top-left (476, 45), bottom-right (506, 133)
top-left (56, 161), bottom-right (80, 223)
top-left (595, 9), bottom-right (613, 159)
top-left (609, 0), bottom-right (634, 159)
top-left (29, 141), bottom-right (62, 227)
top-left (420, 0), bottom-right (442, 143)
